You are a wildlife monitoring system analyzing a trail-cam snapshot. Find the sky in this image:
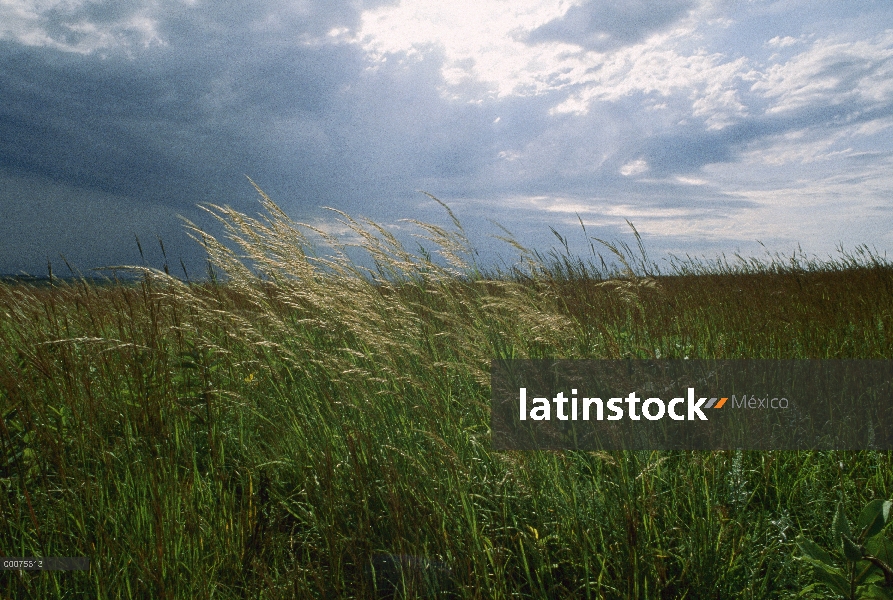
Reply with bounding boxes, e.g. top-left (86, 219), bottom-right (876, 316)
top-left (1, 0), bottom-right (892, 277)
